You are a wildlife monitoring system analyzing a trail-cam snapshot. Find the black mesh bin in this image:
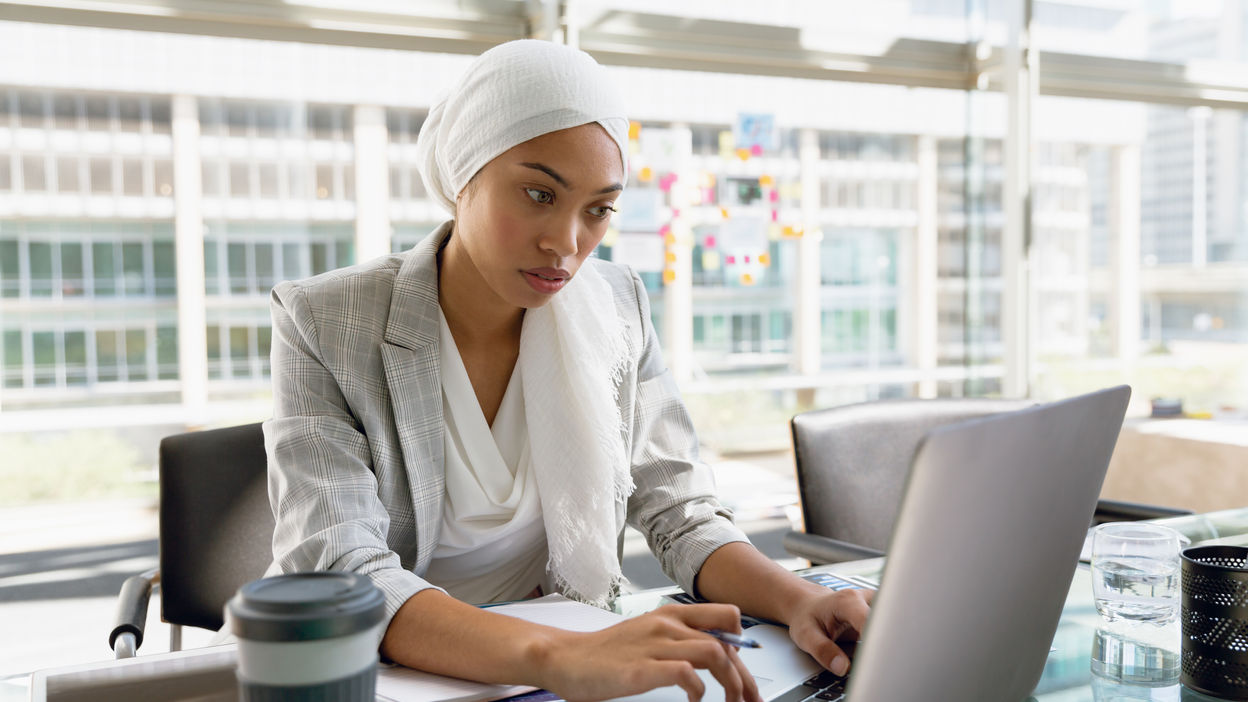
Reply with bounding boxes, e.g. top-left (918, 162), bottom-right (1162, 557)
top-left (1181, 545), bottom-right (1248, 699)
